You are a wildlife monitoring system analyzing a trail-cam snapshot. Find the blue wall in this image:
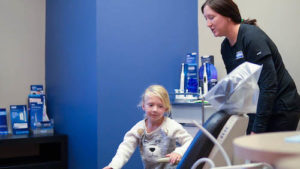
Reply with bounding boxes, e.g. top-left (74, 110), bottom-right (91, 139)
top-left (46, 0), bottom-right (98, 169)
top-left (46, 0), bottom-right (198, 168)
